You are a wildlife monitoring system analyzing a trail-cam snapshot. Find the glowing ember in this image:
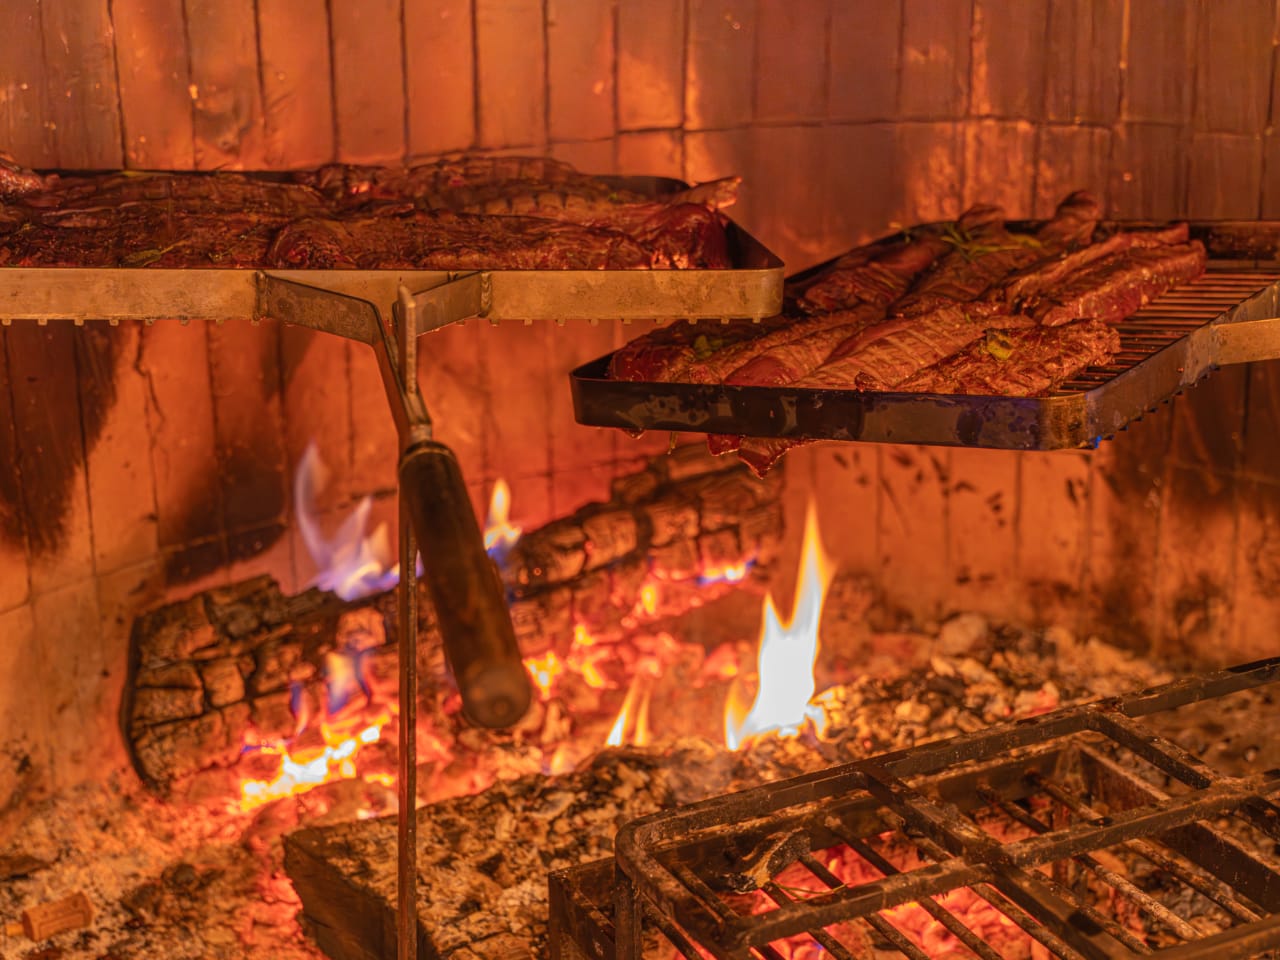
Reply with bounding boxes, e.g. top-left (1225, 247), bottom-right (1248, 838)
top-left (524, 650), bottom-right (564, 701)
top-left (567, 624), bottom-right (610, 690)
top-left (483, 478), bottom-right (522, 557)
top-left (295, 444), bottom-right (398, 601)
top-left (638, 582), bottom-right (659, 617)
top-left (699, 560), bottom-right (751, 585)
top-left (239, 714), bottom-right (389, 811)
top-left (724, 503), bottom-right (833, 751)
